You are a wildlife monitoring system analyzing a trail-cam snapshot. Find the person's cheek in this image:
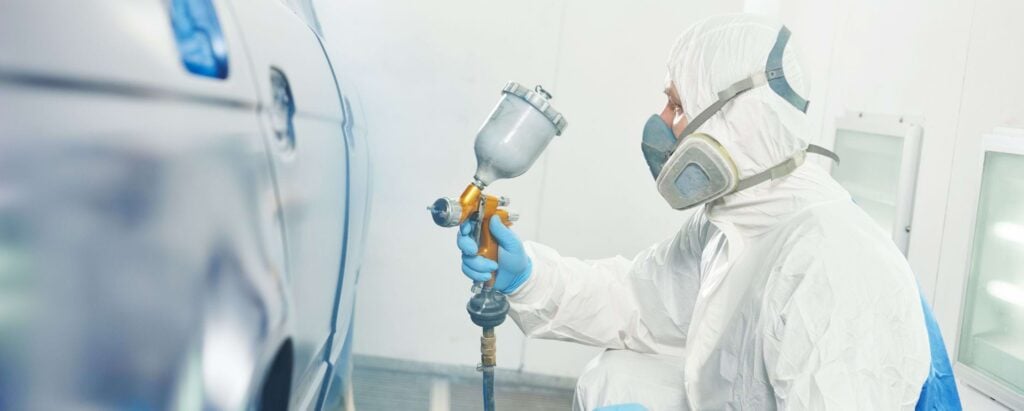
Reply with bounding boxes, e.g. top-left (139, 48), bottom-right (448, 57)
top-left (659, 105), bottom-right (675, 128)
top-left (672, 113), bottom-right (689, 137)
